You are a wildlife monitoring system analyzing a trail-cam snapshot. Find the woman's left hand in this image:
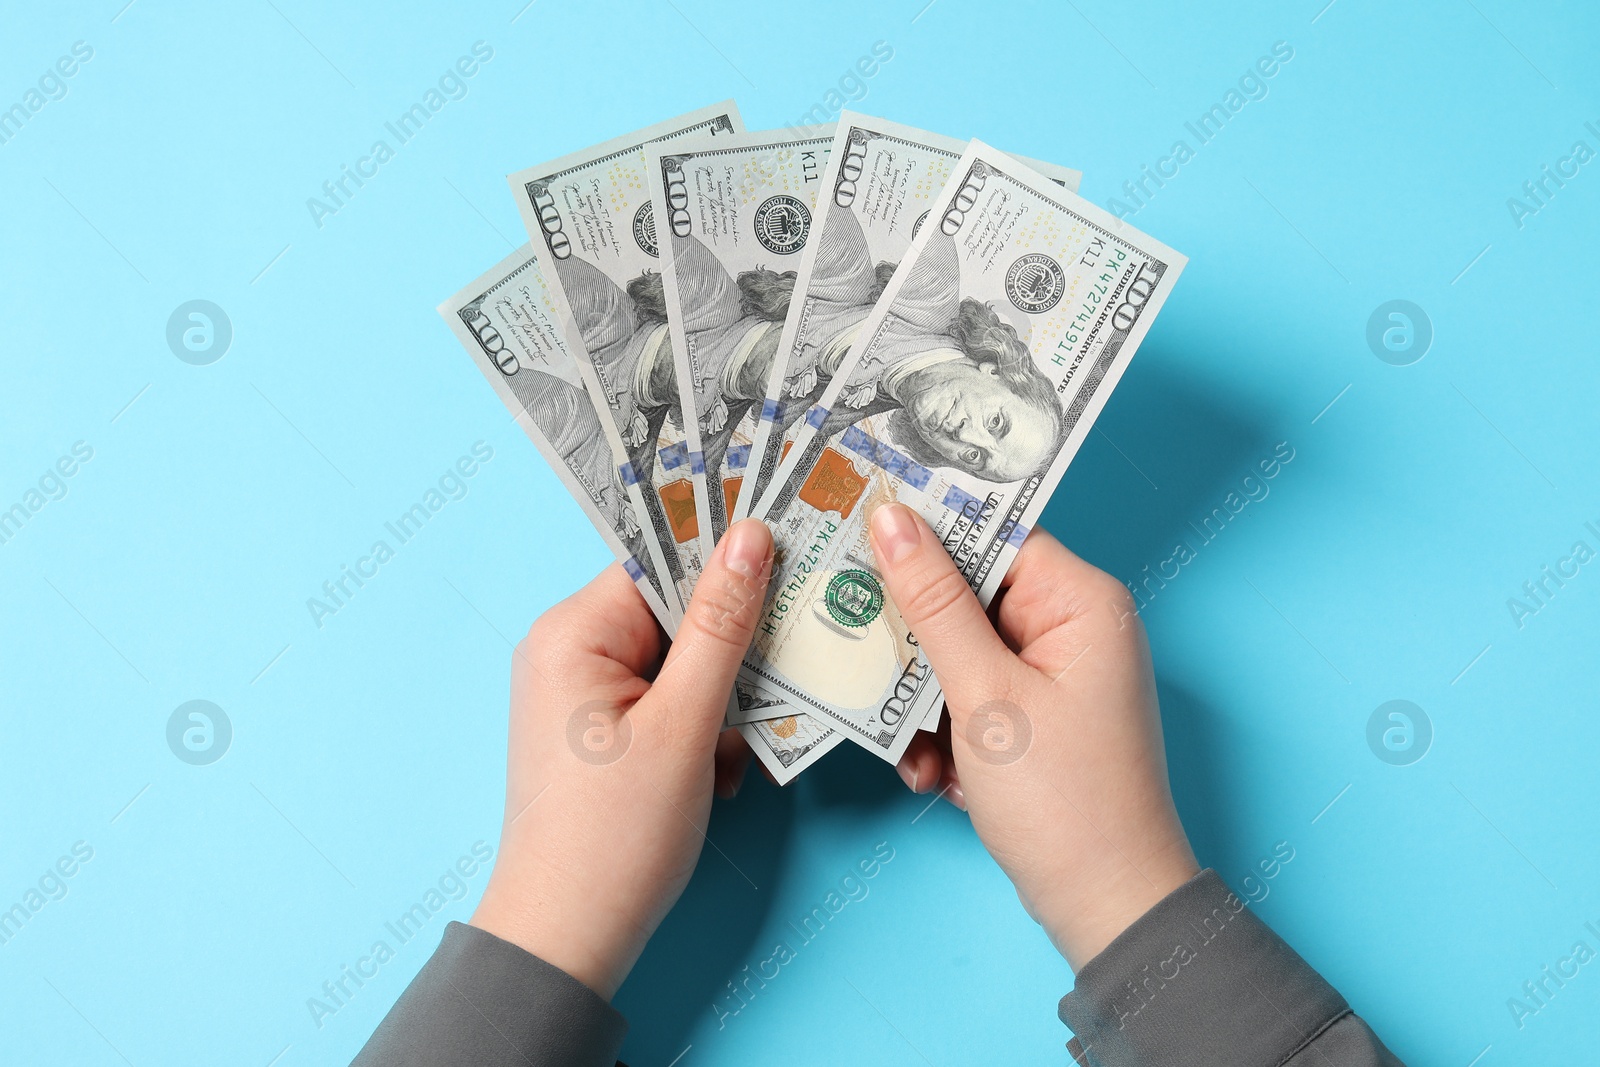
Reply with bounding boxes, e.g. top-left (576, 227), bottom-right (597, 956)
top-left (471, 519), bottom-right (774, 998)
